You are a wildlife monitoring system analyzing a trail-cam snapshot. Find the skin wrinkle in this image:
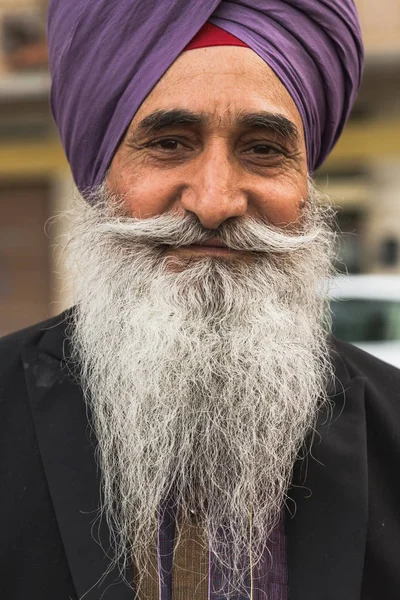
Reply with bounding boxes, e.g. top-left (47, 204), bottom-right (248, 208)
top-left (126, 109), bottom-right (300, 148)
top-left (65, 45), bottom-right (336, 596)
top-left (125, 109), bottom-right (303, 196)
